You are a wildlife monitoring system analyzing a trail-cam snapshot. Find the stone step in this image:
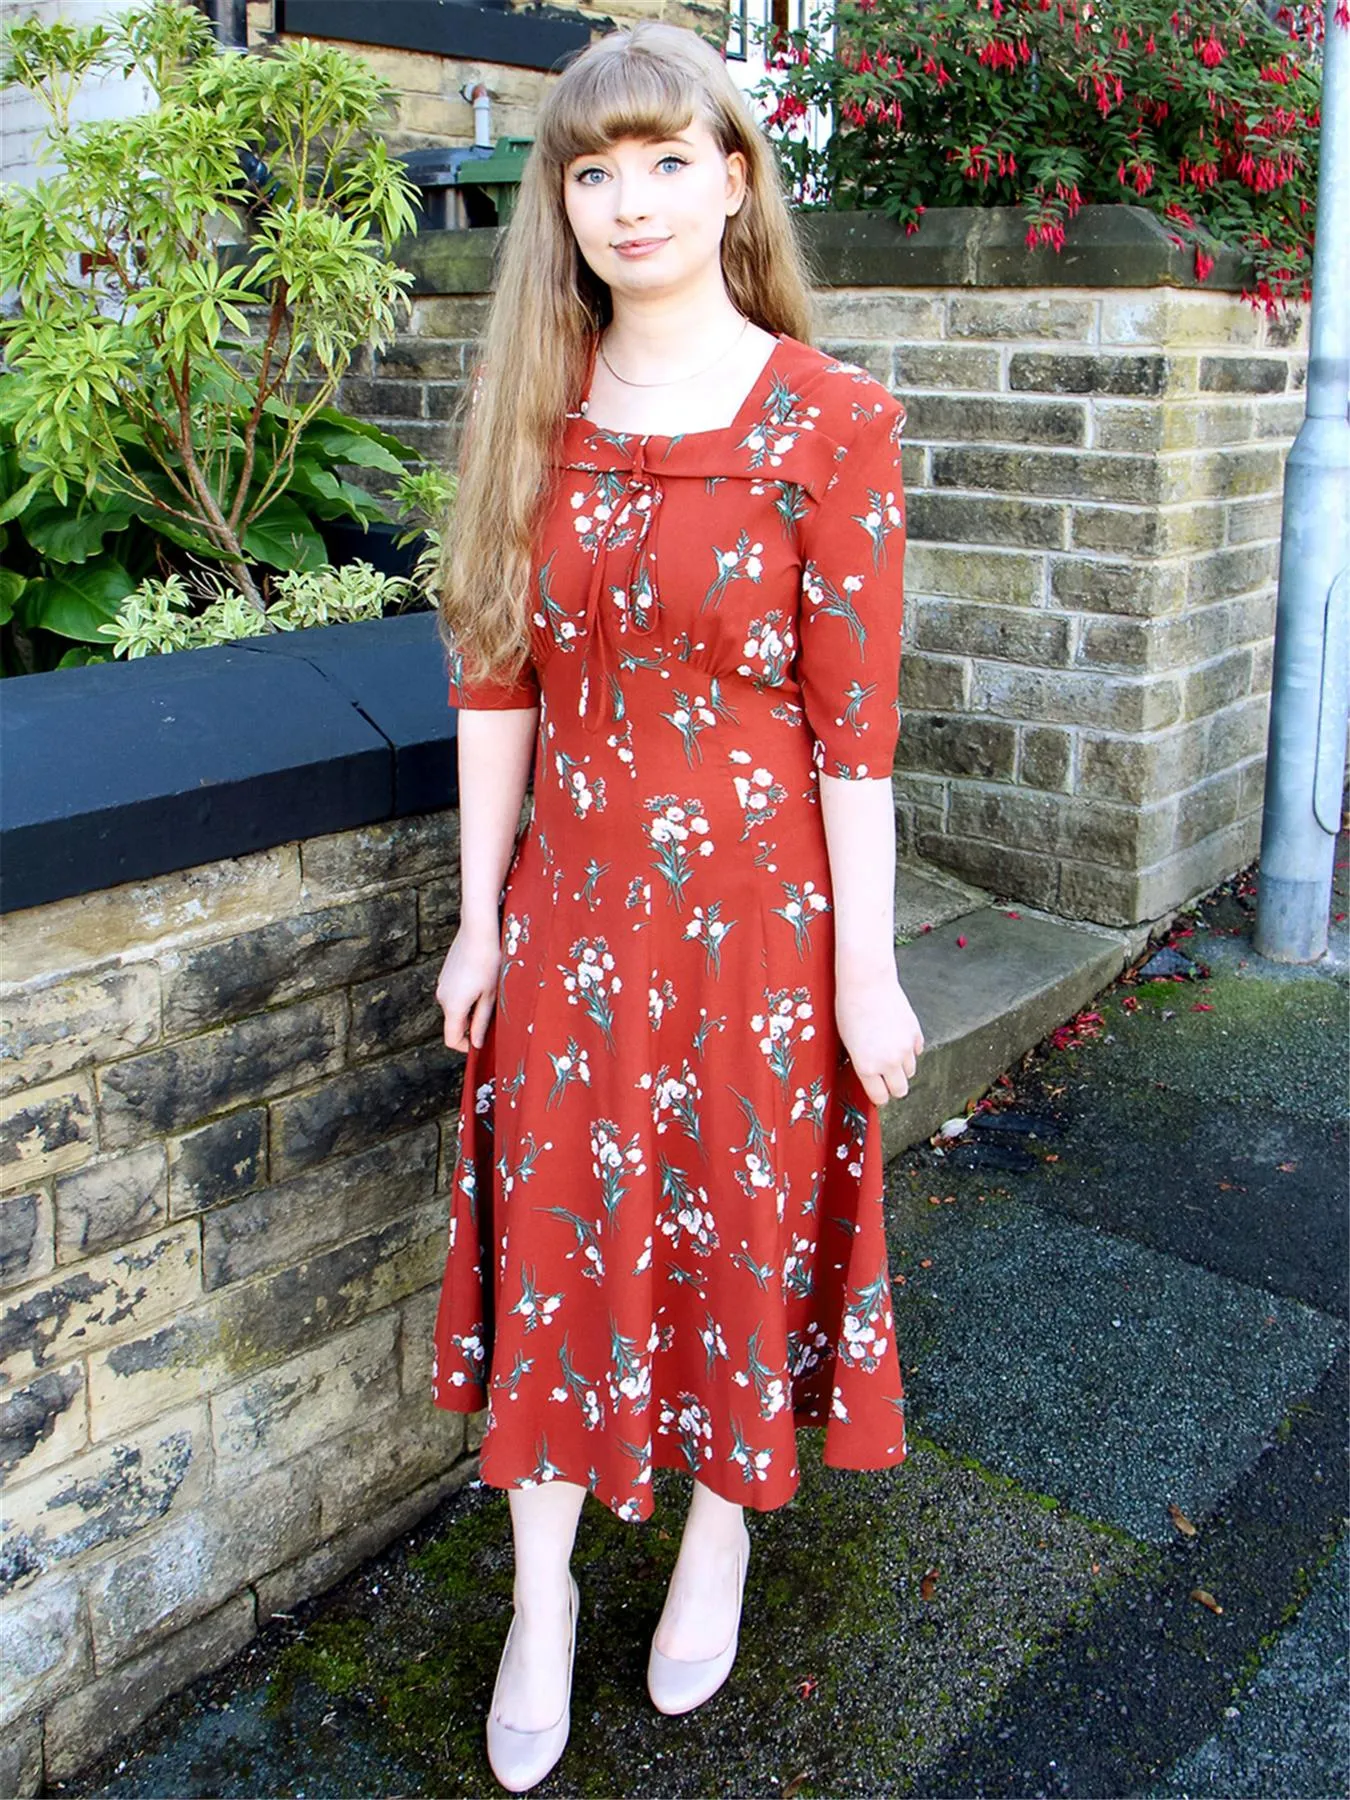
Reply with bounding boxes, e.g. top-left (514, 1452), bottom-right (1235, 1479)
top-left (881, 894), bottom-right (1140, 1160)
